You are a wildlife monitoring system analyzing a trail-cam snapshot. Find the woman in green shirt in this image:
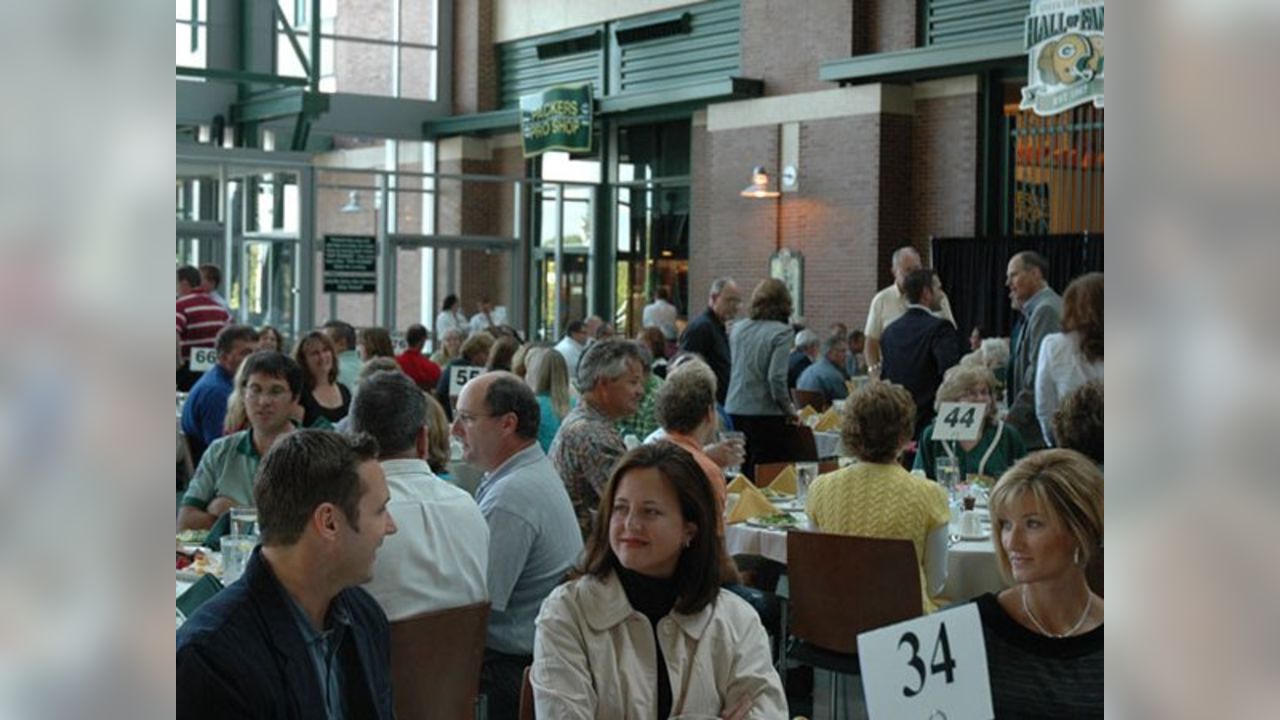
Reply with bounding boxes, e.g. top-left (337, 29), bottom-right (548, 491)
top-left (914, 364), bottom-right (1027, 486)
